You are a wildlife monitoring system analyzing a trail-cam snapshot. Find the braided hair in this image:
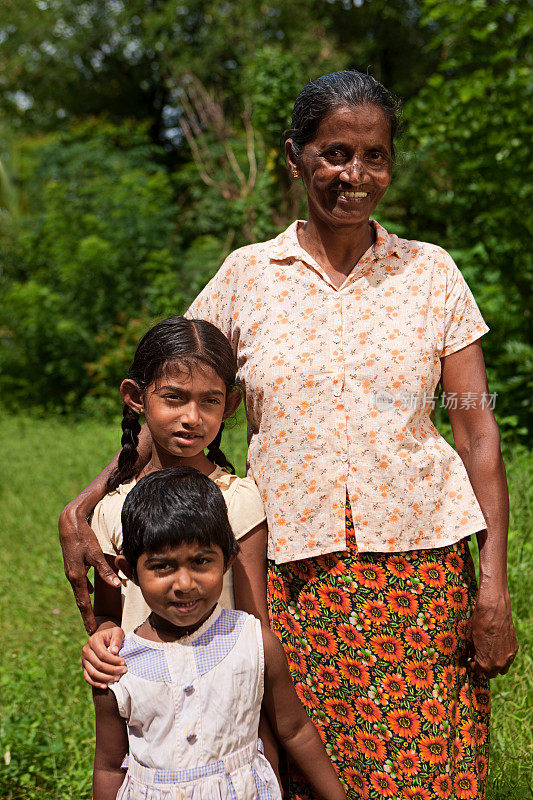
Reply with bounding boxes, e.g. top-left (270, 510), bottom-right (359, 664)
top-left (107, 317), bottom-right (238, 493)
